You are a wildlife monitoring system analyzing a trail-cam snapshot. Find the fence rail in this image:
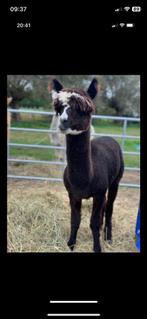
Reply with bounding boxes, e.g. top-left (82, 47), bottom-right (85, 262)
top-left (8, 174), bottom-right (140, 188)
top-left (8, 158), bottom-right (140, 172)
top-left (7, 108), bottom-right (140, 188)
top-left (10, 127), bottom-right (140, 140)
top-left (8, 108), bottom-right (140, 121)
top-left (8, 143), bottom-right (140, 155)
